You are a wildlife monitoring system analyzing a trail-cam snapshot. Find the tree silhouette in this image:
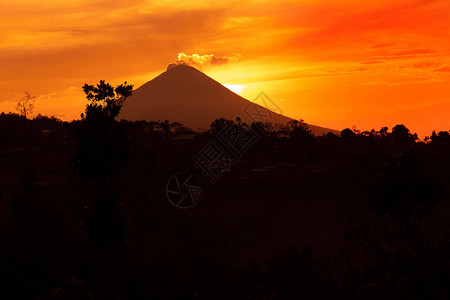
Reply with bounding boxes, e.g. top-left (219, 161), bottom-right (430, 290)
top-left (392, 124), bottom-right (416, 146)
top-left (156, 120), bottom-right (183, 136)
top-left (341, 128), bottom-right (356, 139)
top-left (72, 80), bottom-right (133, 248)
top-left (74, 81), bottom-right (133, 181)
top-left (209, 118), bottom-right (233, 135)
top-left (15, 92), bottom-right (35, 119)
top-left (81, 80), bottom-right (132, 121)
top-left (430, 130), bottom-right (450, 145)
top-left (285, 119), bottom-right (312, 140)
